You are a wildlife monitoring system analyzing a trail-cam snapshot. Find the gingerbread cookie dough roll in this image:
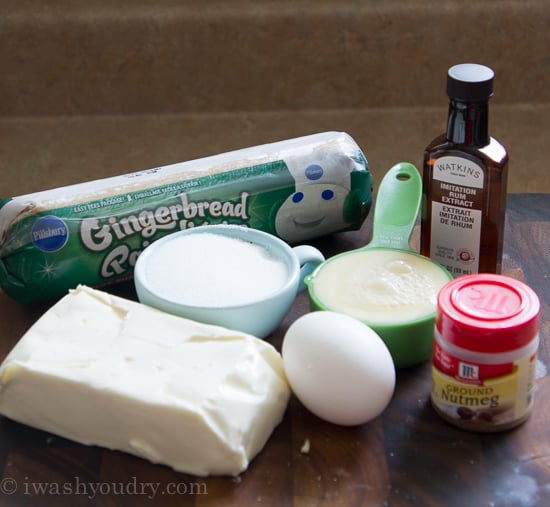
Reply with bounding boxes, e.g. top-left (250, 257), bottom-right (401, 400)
top-left (0, 131), bottom-right (372, 303)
